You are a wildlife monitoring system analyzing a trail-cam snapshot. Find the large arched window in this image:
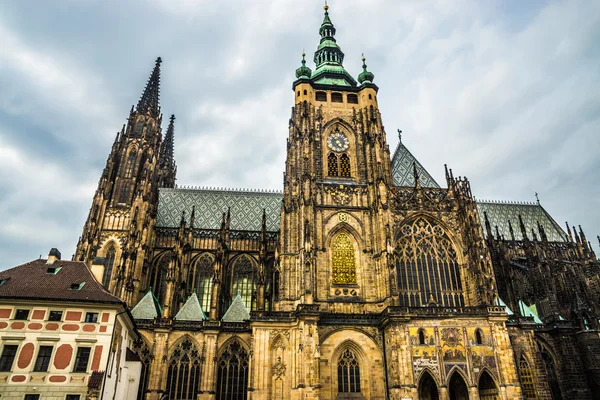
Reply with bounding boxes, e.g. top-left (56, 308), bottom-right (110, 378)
top-left (124, 152), bottom-right (137, 178)
top-left (232, 255), bottom-right (257, 311)
top-left (192, 254), bottom-right (213, 313)
top-left (395, 218), bottom-right (464, 307)
top-left (539, 344), bottom-right (562, 400)
top-left (217, 340), bottom-right (249, 400)
top-left (331, 232), bottom-right (357, 285)
top-left (133, 339), bottom-right (153, 400)
top-left (338, 349), bottom-right (361, 394)
top-left (328, 152), bottom-right (338, 177)
top-left (339, 154), bottom-right (351, 177)
top-left (519, 355), bottom-right (537, 399)
top-left (150, 253), bottom-right (170, 303)
top-left (102, 245), bottom-right (116, 288)
top-left (166, 339), bottom-right (202, 400)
